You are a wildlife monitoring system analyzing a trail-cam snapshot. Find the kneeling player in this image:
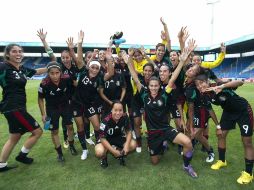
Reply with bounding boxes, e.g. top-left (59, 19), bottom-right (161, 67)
top-left (95, 101), bottom-right (136, 168)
